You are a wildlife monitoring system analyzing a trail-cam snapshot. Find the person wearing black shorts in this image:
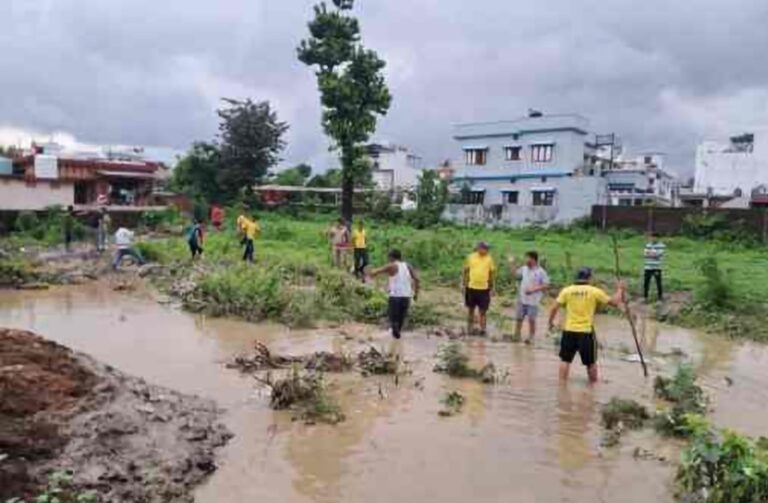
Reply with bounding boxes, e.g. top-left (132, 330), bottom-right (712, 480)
top-left (559, 331), bottom-right (598, 367)
top-left (462, 242), bottom-right (496, 335)
top-left (548, 268), bottom-right (625, 383)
